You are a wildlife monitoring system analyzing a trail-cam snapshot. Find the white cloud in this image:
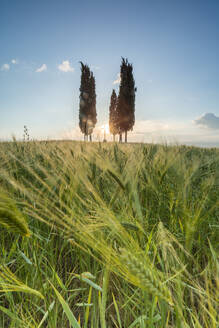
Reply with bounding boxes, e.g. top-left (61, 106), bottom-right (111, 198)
top-left (58, 60), bottom-right (74, 72)
top-left (91, 65), bottom-right (101, 70)
top-left (60, 126), bottom-right (83, 140)
top-left (185, 96), bottom-right (199, 102)
top-left (35, 64), bottom-right (47, 73)
top-left (128, 119), bottom-right (219, 147)
top-left (113, 73), bottom-right (121, 85)
top-left (1, 63), bottom-right (10, 71)
top-left (194, 113), bottom-right (219, 130)
top-left (11, 59), bottom-right (17, 64)
top-left (58, 118), bottom-right (219, 147)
